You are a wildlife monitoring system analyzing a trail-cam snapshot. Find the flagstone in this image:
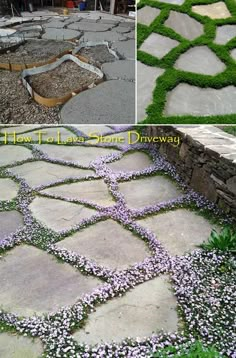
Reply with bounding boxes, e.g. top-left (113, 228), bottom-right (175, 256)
top-left (24, 127), bottom-right (77, 142)
top-left (78, 126), bottom-right (113, 136)
top-left (140, 33), bottom-right (179, 59)
top-left (10, 161), bottom-right (94, 187)
top-left (0, 125), bottom-right (41, 134)
top-left (137, 6), bottom-right (161, 26)
top-left (0, 146), bottom-right (33, 167)
top-left (215, 24), bottom-right (236, 44)
top-left (155, 0), bottom-right (184, 4)
top-left (0, 179), bottom-right (19, 200)
top-left (0, 211), bottom-right (23, 240)
top-left (0, 245), bottom-right (101, 316)
top-left (0, 333), bottom-right (43, 358)
top-left (107, 151), bottom-right (153, 172)
top-left (165, 11), bottom-right (204, 40)
top-left (73, 275), bottom-right (178, 344)
top-left (29, 197), bottom-right (96, 232)
top-left (192, 2), bottom-right (231, 19)
top-left (230, 48), bottom-right (236, 60)
top-left (119, 176), bottom-right (182, 209)
top-left (87, 131), bottom-right (131, 145)
top-left (56, 219), bottom-right (150, 270)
